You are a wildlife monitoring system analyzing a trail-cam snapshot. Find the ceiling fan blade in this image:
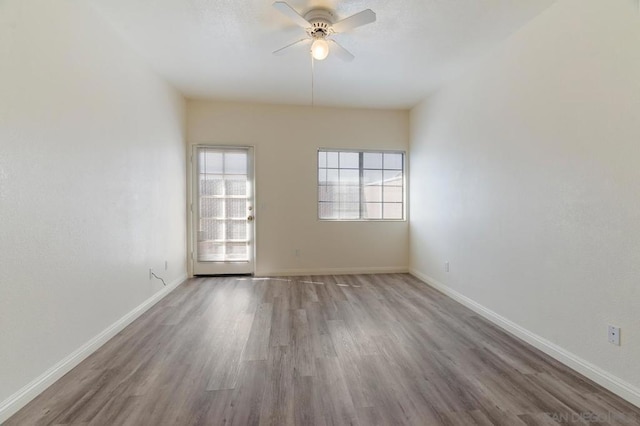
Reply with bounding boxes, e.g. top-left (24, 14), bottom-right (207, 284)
top-left (273, 38), bottom-right (311, 56)
top-left (273, 2), bottom-right (311, 28)
top-left (328, 39), bottom-right (355, 62)
top-left (331, 9), bottom-right (376, 33)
